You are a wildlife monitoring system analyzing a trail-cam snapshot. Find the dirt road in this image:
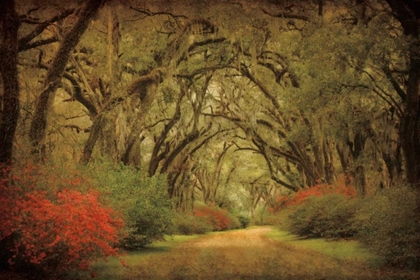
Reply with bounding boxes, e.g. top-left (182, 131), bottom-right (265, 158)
top-left (130, 227), bottom-right (413, 280)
